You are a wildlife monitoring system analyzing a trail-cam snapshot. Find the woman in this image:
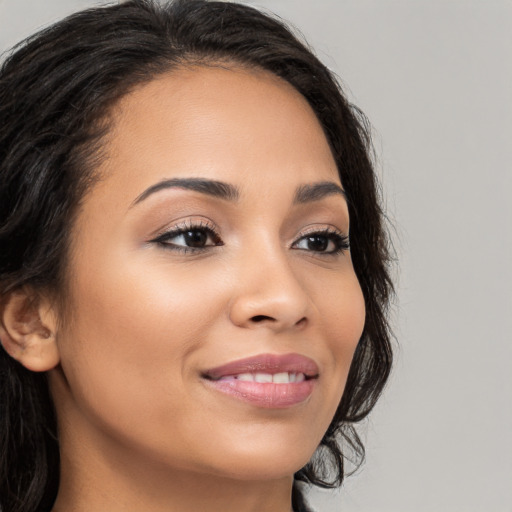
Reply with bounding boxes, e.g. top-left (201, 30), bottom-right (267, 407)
top-left (0, 1), bottom-right (393, 511)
